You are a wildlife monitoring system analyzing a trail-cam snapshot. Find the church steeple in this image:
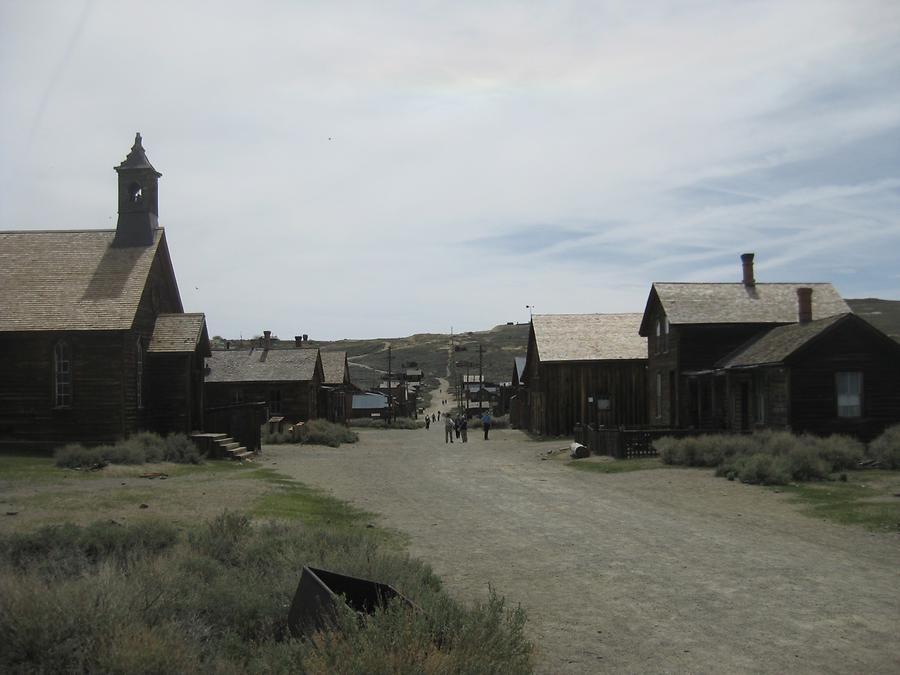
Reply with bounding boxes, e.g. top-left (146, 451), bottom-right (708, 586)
top-left (113, 133), bottom-right (162, 247)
